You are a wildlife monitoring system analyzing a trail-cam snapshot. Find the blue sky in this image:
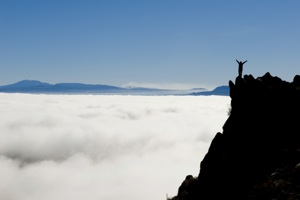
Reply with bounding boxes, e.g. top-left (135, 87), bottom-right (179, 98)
top-left (1, 0), bottom-right (299, 89)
